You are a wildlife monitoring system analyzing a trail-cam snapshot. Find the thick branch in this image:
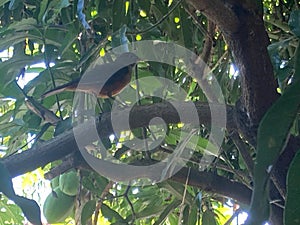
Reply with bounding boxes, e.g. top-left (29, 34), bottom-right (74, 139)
top-left (172, 167), bottom-right (251, 205)
top-left (187, 0), bottom-right (278, 141)
top-left (77, 156), bottom-right (251, 205)
top-left (1, 101), bottom-right (234, 177)
top-left (50, 152), bottom-right (252, 206)
top-left (184, 2), bottom-right (282, 224)
top-left (186, 0), bottom-right (240, 34)
top-left (0, 101), bottom-right (252, 205)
